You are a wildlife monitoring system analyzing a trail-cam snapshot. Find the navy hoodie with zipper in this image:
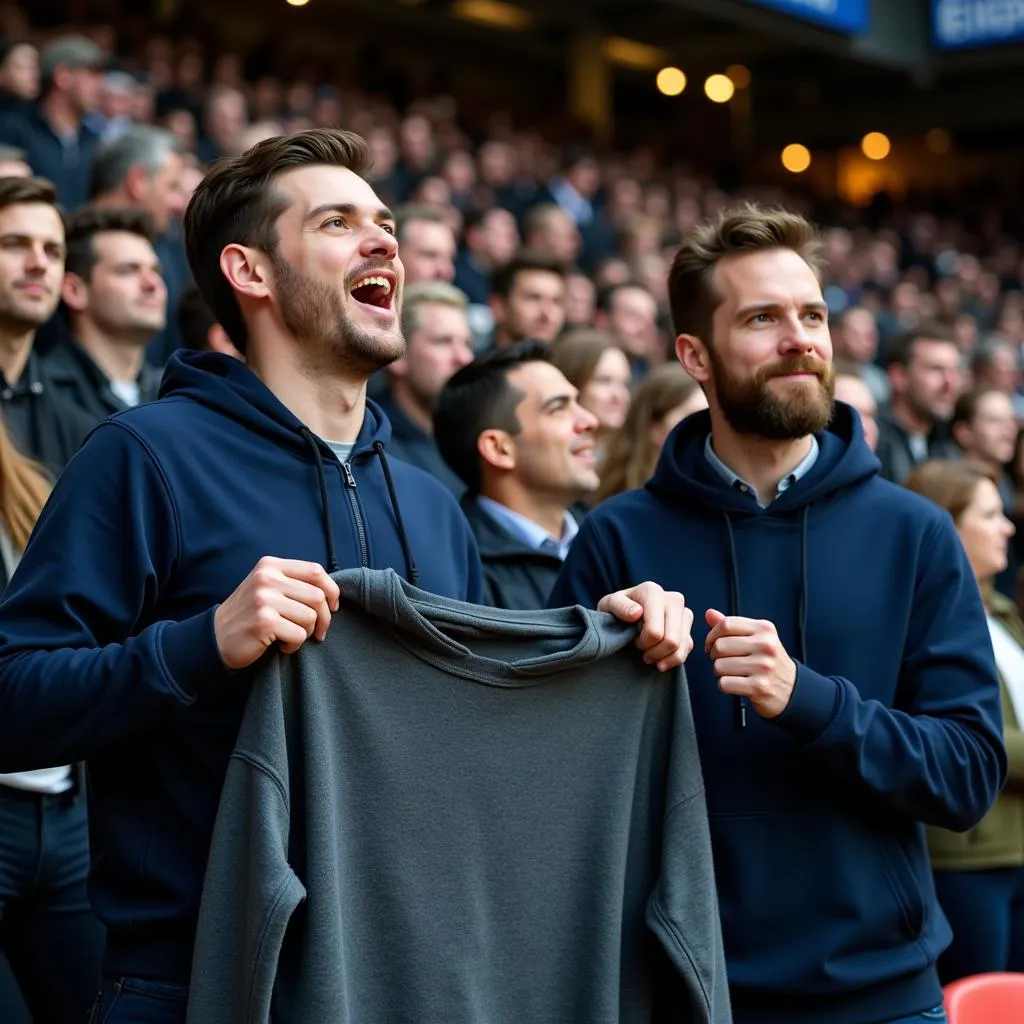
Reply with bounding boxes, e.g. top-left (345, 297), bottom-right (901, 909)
top-left (0, 349), bottom-right (483, 984)
top-left (549, 404), bottom-right (1005, 1024)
